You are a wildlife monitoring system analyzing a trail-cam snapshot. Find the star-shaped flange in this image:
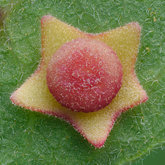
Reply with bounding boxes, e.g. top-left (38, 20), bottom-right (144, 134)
top-left (10, 15), bottom-right (148, 148)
